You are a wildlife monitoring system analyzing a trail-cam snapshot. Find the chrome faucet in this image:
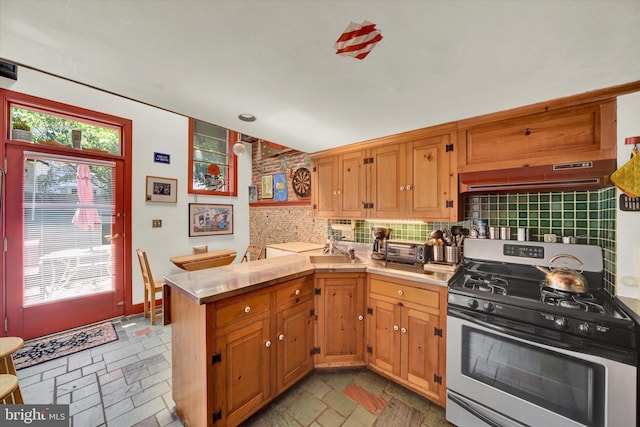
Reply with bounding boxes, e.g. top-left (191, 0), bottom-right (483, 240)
top-left (325, 239), bottom-right (356, 259)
